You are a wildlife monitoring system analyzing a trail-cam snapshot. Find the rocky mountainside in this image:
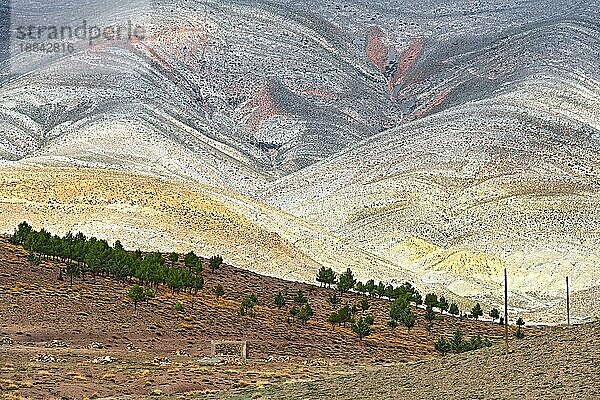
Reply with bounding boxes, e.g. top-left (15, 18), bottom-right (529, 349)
top-left (0, 0), bottom-right (598, 322)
